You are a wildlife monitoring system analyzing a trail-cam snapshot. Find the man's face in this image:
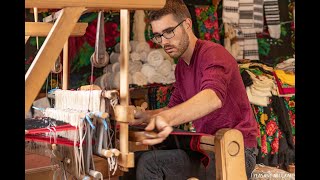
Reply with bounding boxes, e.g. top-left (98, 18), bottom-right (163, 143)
top-left (150, 14), bottom-right (189, 59)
